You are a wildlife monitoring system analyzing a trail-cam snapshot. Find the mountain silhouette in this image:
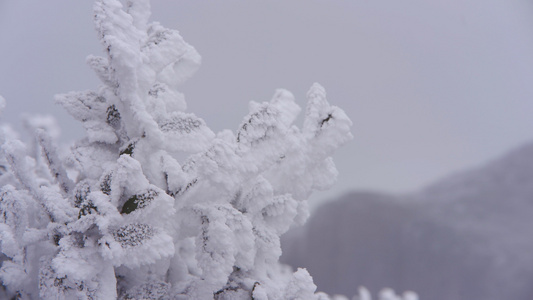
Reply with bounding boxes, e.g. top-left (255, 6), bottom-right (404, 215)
top-left (281, 142), bottom-right (533, 300)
